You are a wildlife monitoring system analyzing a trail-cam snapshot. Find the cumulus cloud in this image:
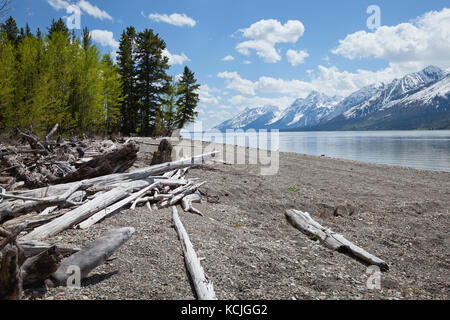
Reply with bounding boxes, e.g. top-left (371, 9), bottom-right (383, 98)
top-left (162, 49), bottom-right (190, 66)
top-left (217, 71), bottom-right (257, 96)
top-left (148, 13), bottom-right (197, 27)
top-left (47, 0), bottom-right (112, 21)
top-left (90, 30), bottom-right (119, 49)
top-left (236, 19), bottom-right (305, 63)
top-left (332, 8), bottom-right (450, 71)
top-left (77, 0), bottom-right (113, 21)
top-left (286, 49), bottom-right (309, 66)
top-left (222, 55), bottom-right (235, 61)
top-left (198, 85), bottom-right (221, 106)
top-left (47, 0), bottom-right (70, 10)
